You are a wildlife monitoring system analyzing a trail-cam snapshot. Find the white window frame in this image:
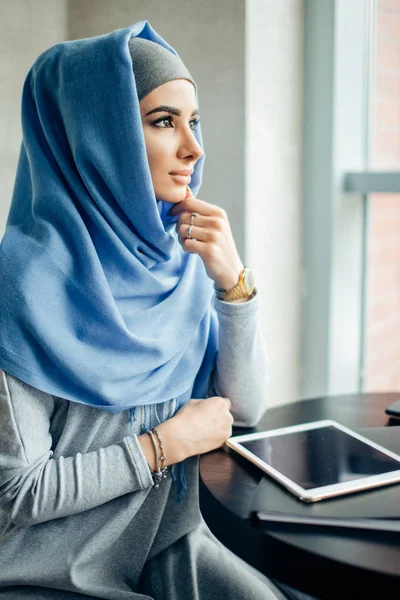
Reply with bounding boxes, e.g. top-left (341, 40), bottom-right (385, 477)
top-left (300, 0), bottom-right (400, 399)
